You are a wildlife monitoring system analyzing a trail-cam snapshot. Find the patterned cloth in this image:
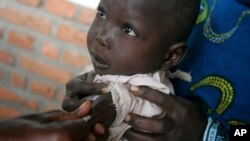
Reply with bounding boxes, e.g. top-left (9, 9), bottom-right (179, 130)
top-left (171, 0), bottom-right (250, 140)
